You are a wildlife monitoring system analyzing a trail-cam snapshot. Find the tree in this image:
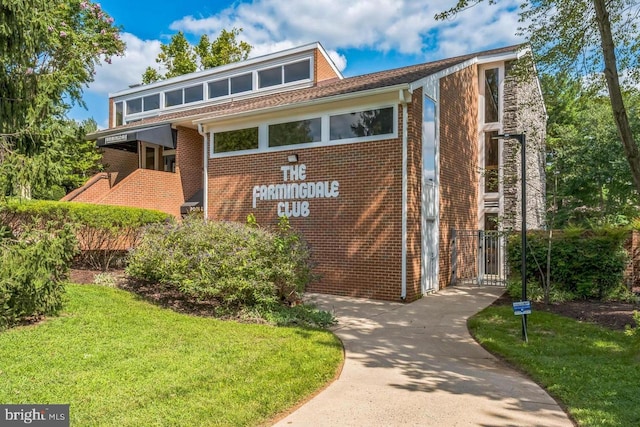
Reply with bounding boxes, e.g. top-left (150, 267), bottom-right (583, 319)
top-left (544, 73), bottom-right (639, 225)
top-left (142, 28), bottom-right (251, 84)
top-left (436, 0), bottom-right (640, 198)
top-left (0, 0), bottom-right (124, 198)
